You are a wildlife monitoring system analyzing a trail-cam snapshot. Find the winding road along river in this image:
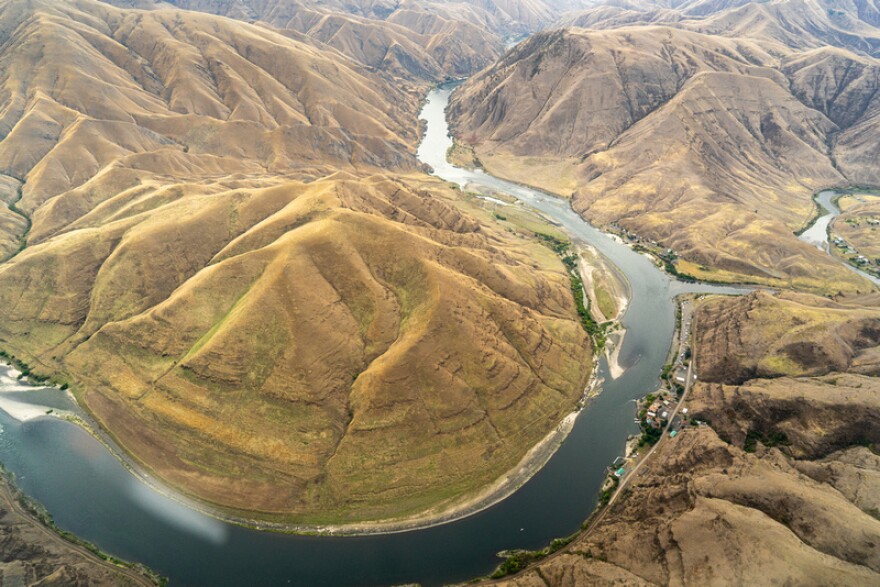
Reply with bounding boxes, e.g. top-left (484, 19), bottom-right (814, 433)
top-left (0, 87), bottom-right (745, 587)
